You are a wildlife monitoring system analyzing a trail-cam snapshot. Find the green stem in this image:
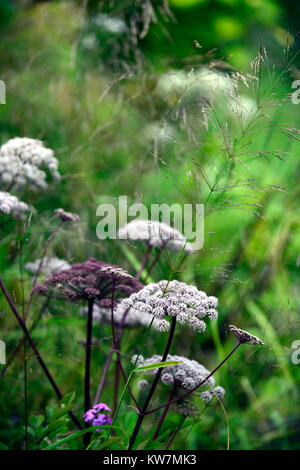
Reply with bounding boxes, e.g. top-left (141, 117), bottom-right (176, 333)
top-left (128, 317), bottom-right (177, 450)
